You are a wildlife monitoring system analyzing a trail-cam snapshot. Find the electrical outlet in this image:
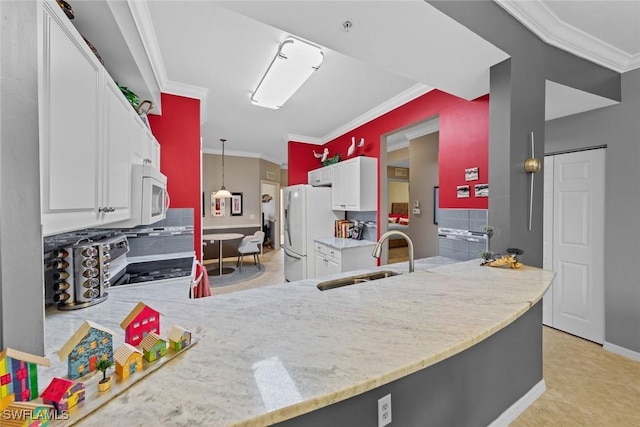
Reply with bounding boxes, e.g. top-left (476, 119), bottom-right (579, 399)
top-left (412, 208), bottom-right (421, 215)
top-left (378, 394), bottom-right (392, 427)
